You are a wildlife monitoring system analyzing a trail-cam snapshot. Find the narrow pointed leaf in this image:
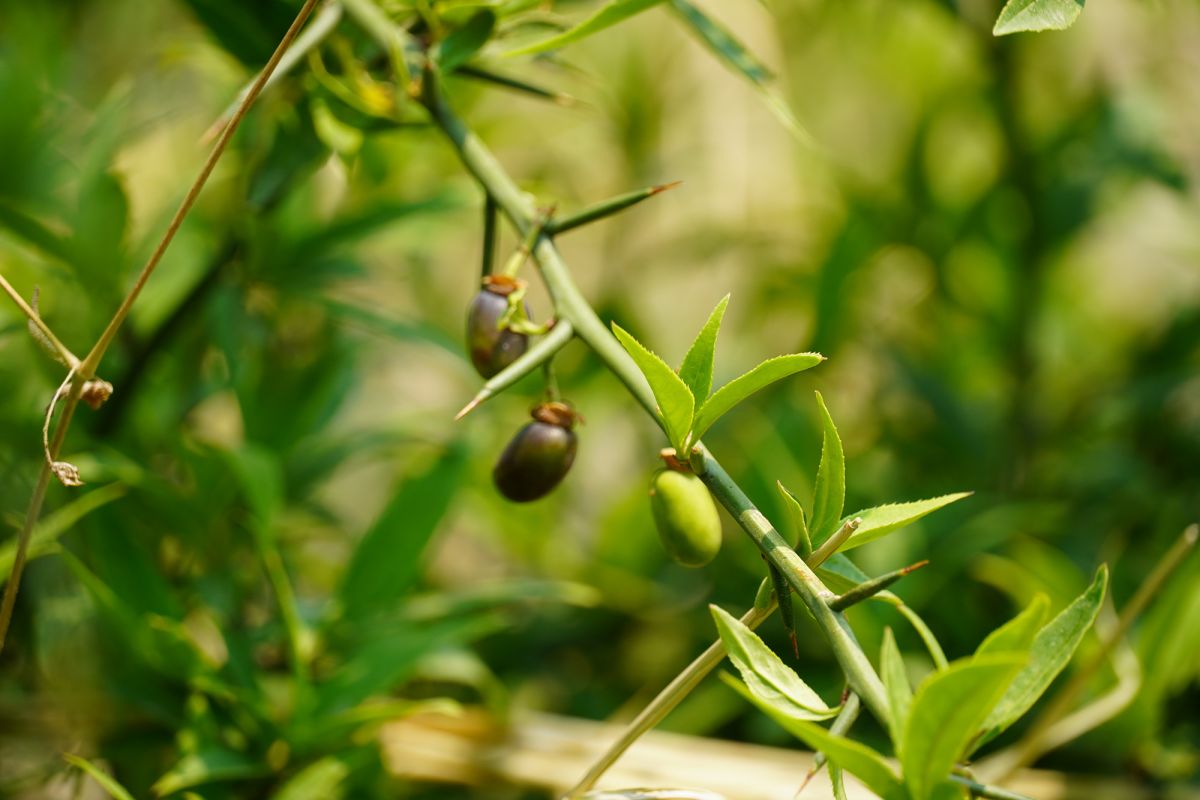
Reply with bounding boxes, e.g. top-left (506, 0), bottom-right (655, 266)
top-left (152, 748), bottom-right (269, 796)
top-left (830, 763), bottom-right (849, 800)
top-left (993, 0), bottom-right (1084, 35)
top-left (976, 594), bottom-right (1049, 657)
top-left (679, 294), bottom-right (729, 402)
top-left (902, 655), bottom-right (1026, 800)
top-left (612, 322), bottom-right (694, 453)
top-left (711, 605), bottom-right (836, 720)
top-left (337, 445), bottom-right (466, 621)
top-left (978, 565), bottom-right (1108, 743)
top-left (436, 9), bottom-right (497, 72)
top-left (776, 481), bottom-right (811, 556)
top-left (668, 0), bottom-right (811, 143)
top-left (507, 0), bottom-right (665, 56)
top-left (748, 710), bottom-right (905, 800)
top-left (810, 391), bottom-right (845, 544)
top-left (880, 627), bottom-right (912, 751)
top-left (692, 352), bottom-right (824, 440)
top-left (840, 493), bottom-right (973, 550)
top-left (64, 754), bottom-right (136, 800)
